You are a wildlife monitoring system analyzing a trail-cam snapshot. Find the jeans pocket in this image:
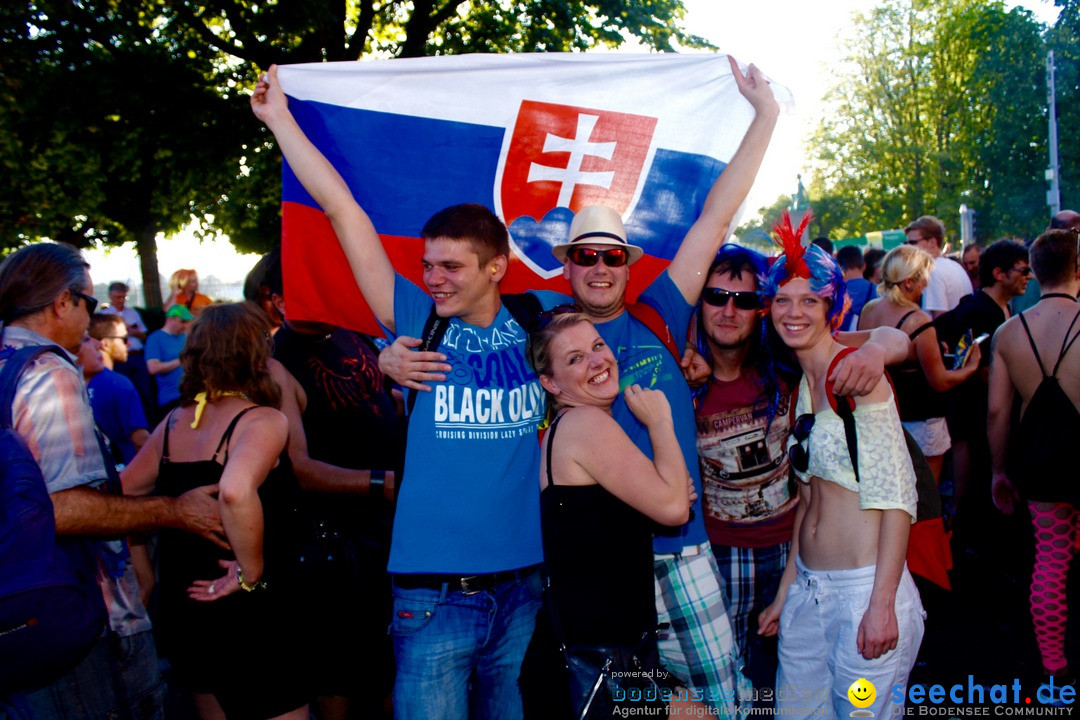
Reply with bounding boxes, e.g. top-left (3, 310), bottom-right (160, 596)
top-left (390, 596), bottom-right (438, 636)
